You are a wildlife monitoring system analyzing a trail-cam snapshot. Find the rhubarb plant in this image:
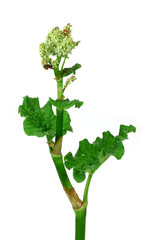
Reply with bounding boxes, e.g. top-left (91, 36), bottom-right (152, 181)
top-left (18, 24), bottom-right (136, 240)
